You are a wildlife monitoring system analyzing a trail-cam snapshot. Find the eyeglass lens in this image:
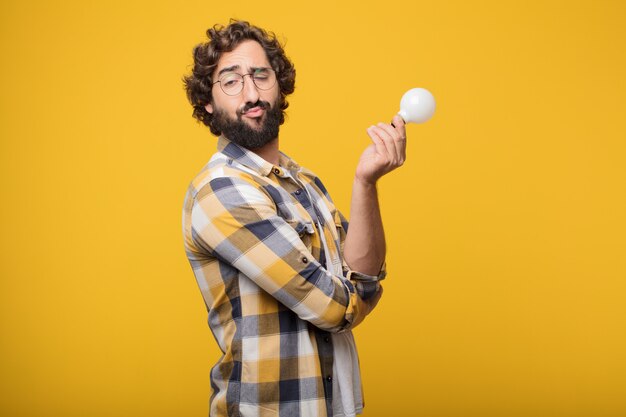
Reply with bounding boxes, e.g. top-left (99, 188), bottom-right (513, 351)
top-left (218, 69), bottom-right (276, 95)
